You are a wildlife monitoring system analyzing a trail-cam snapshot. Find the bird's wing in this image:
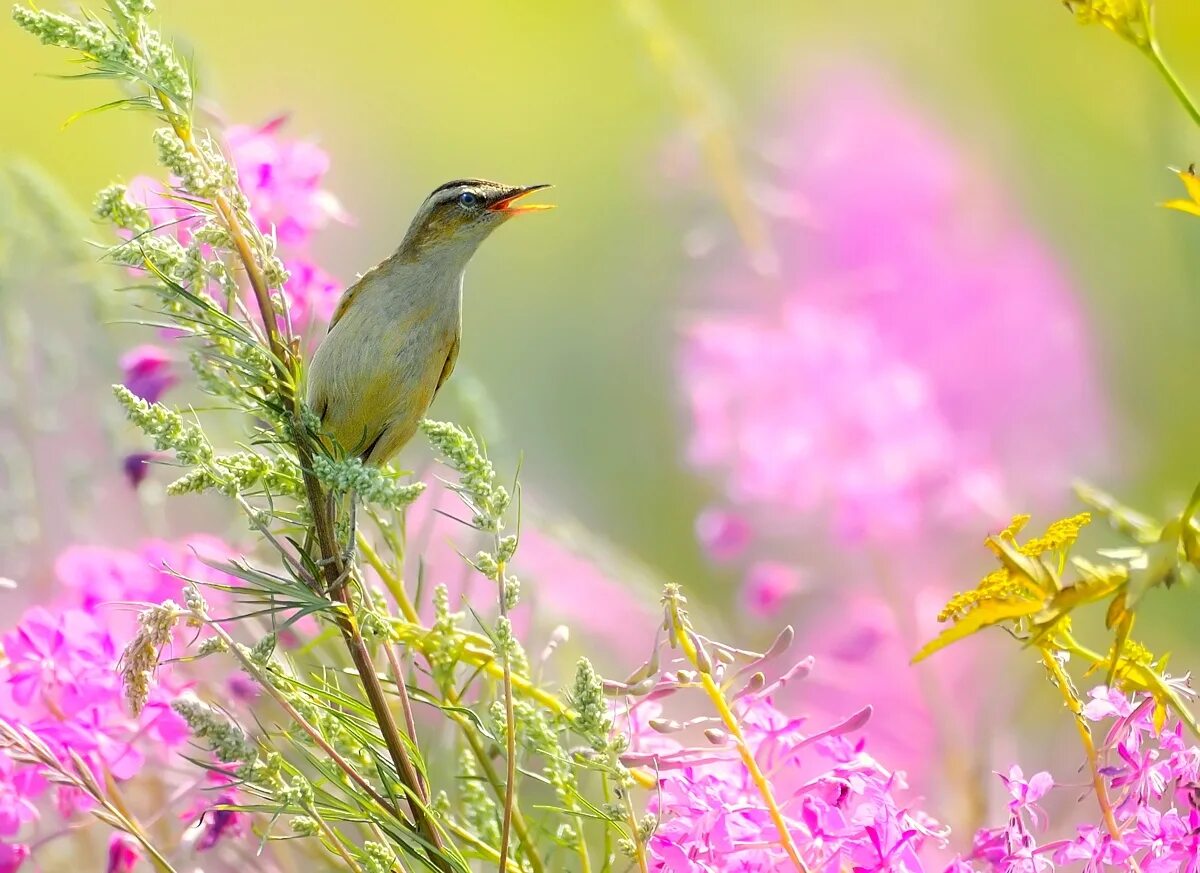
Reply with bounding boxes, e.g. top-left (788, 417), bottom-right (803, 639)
top-left (328, 279), bottom-right (364, 331)
top-left (434, 333), bottom-right (460, 398)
